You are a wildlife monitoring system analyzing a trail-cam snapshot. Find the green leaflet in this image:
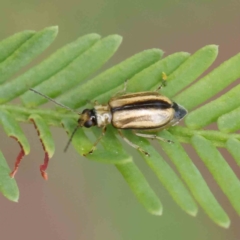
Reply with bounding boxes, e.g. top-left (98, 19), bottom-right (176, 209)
top-left (29, 114), bottom-right (55, 158)
top-left (185, 84), bottom-right (240, 129)
top-left (218, 106), bottom-right (240, 133)
top-left (0, 26), bottom-right (58, 84)
top-left (0, 30), bottom-right (35, 63)
top-left (0, 151), bottom-right (19, 202)
top-left (96, 51), bottom-right (190, 104)
top-left (127, 52), bottom-right (190, 93)
top-left (55, 48), bottom-right (163, 109)
top-left (191, 135), bottom-right (240, 217)
top-left (91, 127), bottom-right (162, 214)
top-left (0, 33), bottom-right (100, 104)
top-left (0, 110), bottom-right (30, 179)
top-left (0, 110), bottom-right (30, 155)
top-left (226, 138), bottom-right (240, 166)
top-left (175, 52), bottom-right (240, 110)
top-left (116, 161), bottom-right (162, 215)
top-left (29, 114), bottom-right (55, 179)
top-left (21, 35), bottom-right (122, 107)
top-left (162, 45), bottom-right (218, 98)
top-left (158, 131), bottom-right (230, 228)
top-left (123, 130), bottom-right (198, 216)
